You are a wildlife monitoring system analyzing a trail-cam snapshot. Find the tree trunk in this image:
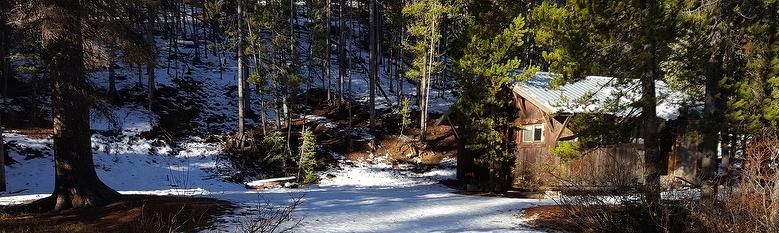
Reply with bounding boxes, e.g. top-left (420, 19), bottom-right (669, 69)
top-left (326, 0), bottom-right (332, 102)
top-left (700, 50), bottom-right (725, 199)
top-left (0, 1), bottom-right (8, 192)
top-left (1, 13), bottom-right (7, 191)
top-left (191, 3), bottom-right (201, 62)
top-left (137, 65), bottom-right (143, 87)
top-left (39, 0), bottom-right (119, 210)
top-left (237, 0), bottom-right (247, 138)
top-left (258, 87), bottom-right (267, 135)
top-left (420, 15), bottom-right (436, 143)
top-left (108, 44), bottom-right (117, 98)
top-left (146, 13), bottom-right (156, 112)
top-left (368, 0), bottom-right (376, 132)
top-left (397, 23), bottom-right (404, 107)
top-left (642, 56), bottom-right (662, 214)
top-left (338, 0), bottom-right (346, 104)
top-left (0, 1), bottom-right (11, 192)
